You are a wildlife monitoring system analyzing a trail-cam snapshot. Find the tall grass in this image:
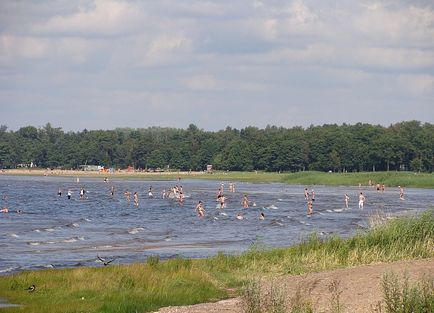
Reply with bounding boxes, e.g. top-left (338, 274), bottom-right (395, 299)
top-left (0, 211), bottom-right (432, 313)
top-left (376, 272), bottom-right (434, 313)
